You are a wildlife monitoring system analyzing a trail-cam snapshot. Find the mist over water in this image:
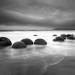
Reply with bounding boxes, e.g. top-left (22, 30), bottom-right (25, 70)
top-left (0, 31), bottom-right (75, 75)
top-left (0, 0), bottom-right (75, 74)
top-left (0, 45), bottom-right (64, 75)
